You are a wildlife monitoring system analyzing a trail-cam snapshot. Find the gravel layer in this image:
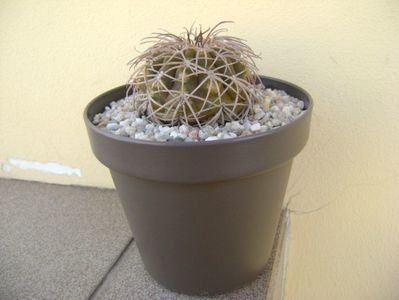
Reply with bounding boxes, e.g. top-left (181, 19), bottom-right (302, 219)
top-left (92, 85), bottom-right (305, 142)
